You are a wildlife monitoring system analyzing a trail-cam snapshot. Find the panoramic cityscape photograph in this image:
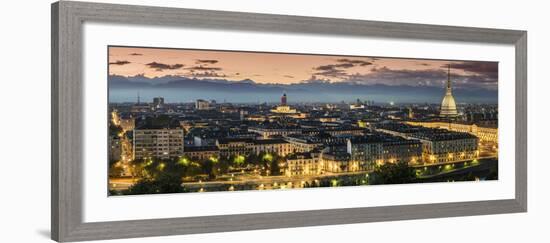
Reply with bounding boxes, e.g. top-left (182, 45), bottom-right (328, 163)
top-left (107, 46), bottom-right (499, 196)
